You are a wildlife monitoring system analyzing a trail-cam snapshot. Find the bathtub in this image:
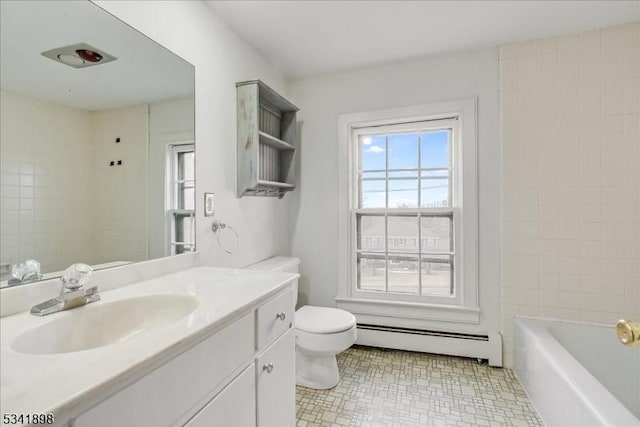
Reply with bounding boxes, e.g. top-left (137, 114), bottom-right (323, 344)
top-left (514, 317), bottom-right (640, 427)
